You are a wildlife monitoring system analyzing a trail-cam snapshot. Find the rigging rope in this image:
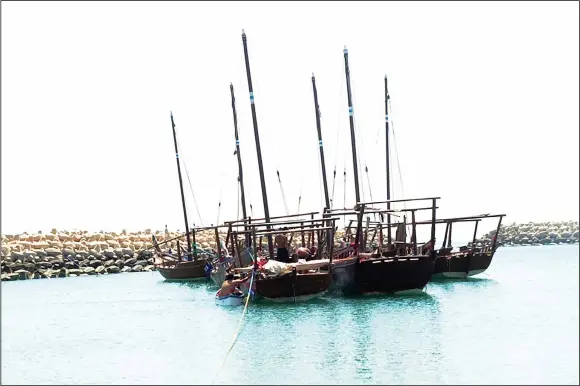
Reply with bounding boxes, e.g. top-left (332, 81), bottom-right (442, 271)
top-left (237, 176), bottom-right (240, 220)
top-left (297, 186), bottom-right (302, 213)
top-left (296, 164), bottom-right (304, 214)
top-left (365, 165), bottom-right (377, 222)
top-left (233, 123), bottom-right (243, 221)
top-left (276, 170), bottom-right (290, 216)
top-left (353, 124), bottom-right (366, 204)
top-left (315, 134), bottom-right (325, 211)
top-left (330, 69), bottom-right (346, 212)
top-left (176, 135), bottom-right (204, 227)
top-left (389, 99), bottom-right (406, 204)
top-left (388, 97), bottom-right (414, 237)
top-left (216, 186), bottom-right (223, 226)
top-left (330, 169), bottom-right (337, 210)
top-left (365, 166), bottom-right (373, 203)
top-left (343, 163), bottom-right (347, 226)
top-left (346, 51), bottom-right (367, 204)
top-left (364, 165), bottom-right (376, 222)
